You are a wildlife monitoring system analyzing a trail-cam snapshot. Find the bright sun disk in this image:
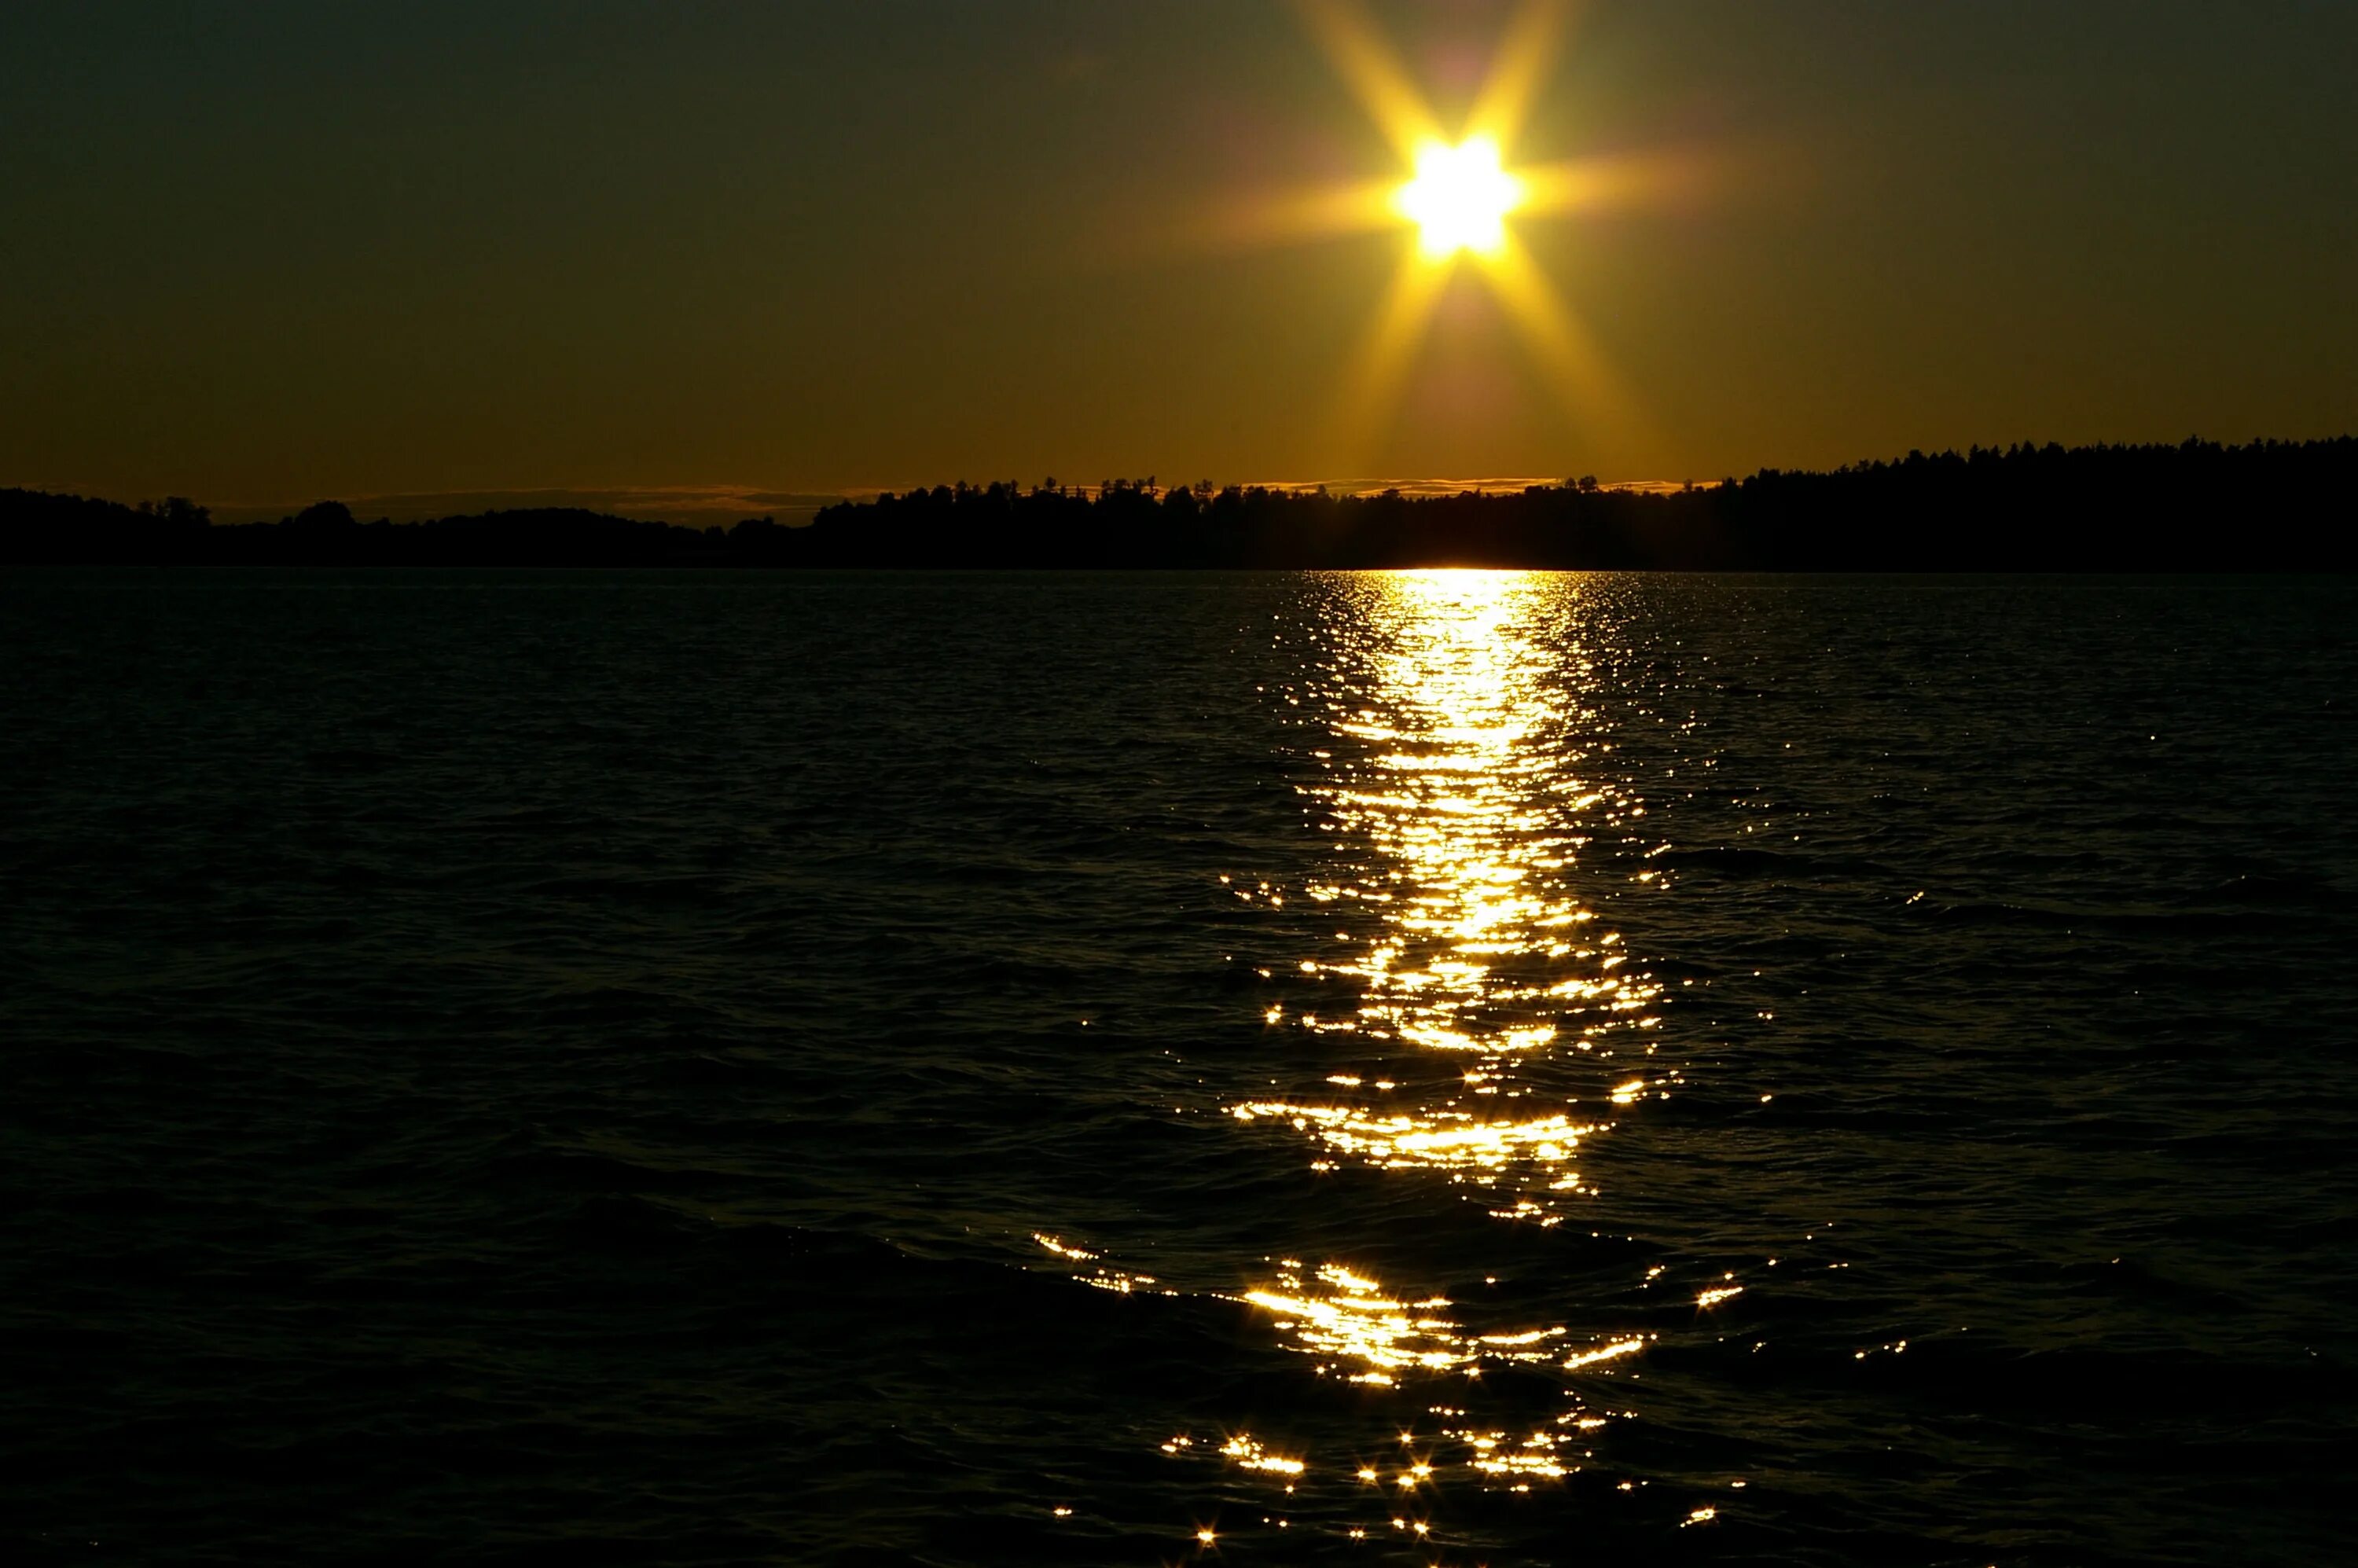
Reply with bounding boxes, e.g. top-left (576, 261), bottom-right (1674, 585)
top-left (1397, 137), bottom-right (1523, 258)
